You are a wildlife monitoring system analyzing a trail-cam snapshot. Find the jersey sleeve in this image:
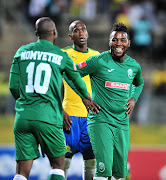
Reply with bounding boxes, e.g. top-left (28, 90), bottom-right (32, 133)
top-left (9, 56), bottom-right (20, 100)
top-left (75, 55), bottom-right (99, 77)
top-left (64, 56), bottom-right (88, 98)
top-left (63, 55), bottom-right (99, 99)
top-left (131, 64), bottom-right (144, 102)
